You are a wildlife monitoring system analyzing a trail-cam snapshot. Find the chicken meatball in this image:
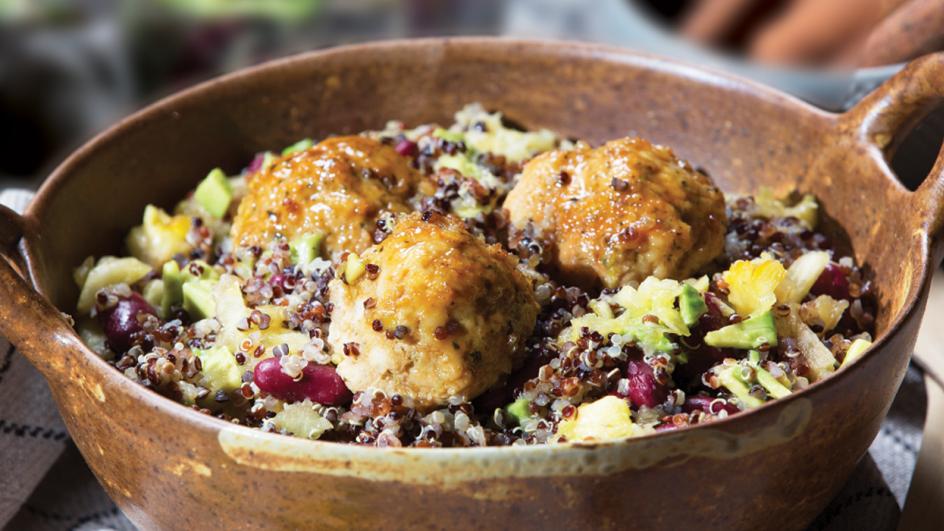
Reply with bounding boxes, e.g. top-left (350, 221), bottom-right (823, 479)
top-left (327, 212), bottom-right (539, 409)
top-left (504, 137), bottom-right (727, 289)
top-left (231, 136), bottom-right (429, 258)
